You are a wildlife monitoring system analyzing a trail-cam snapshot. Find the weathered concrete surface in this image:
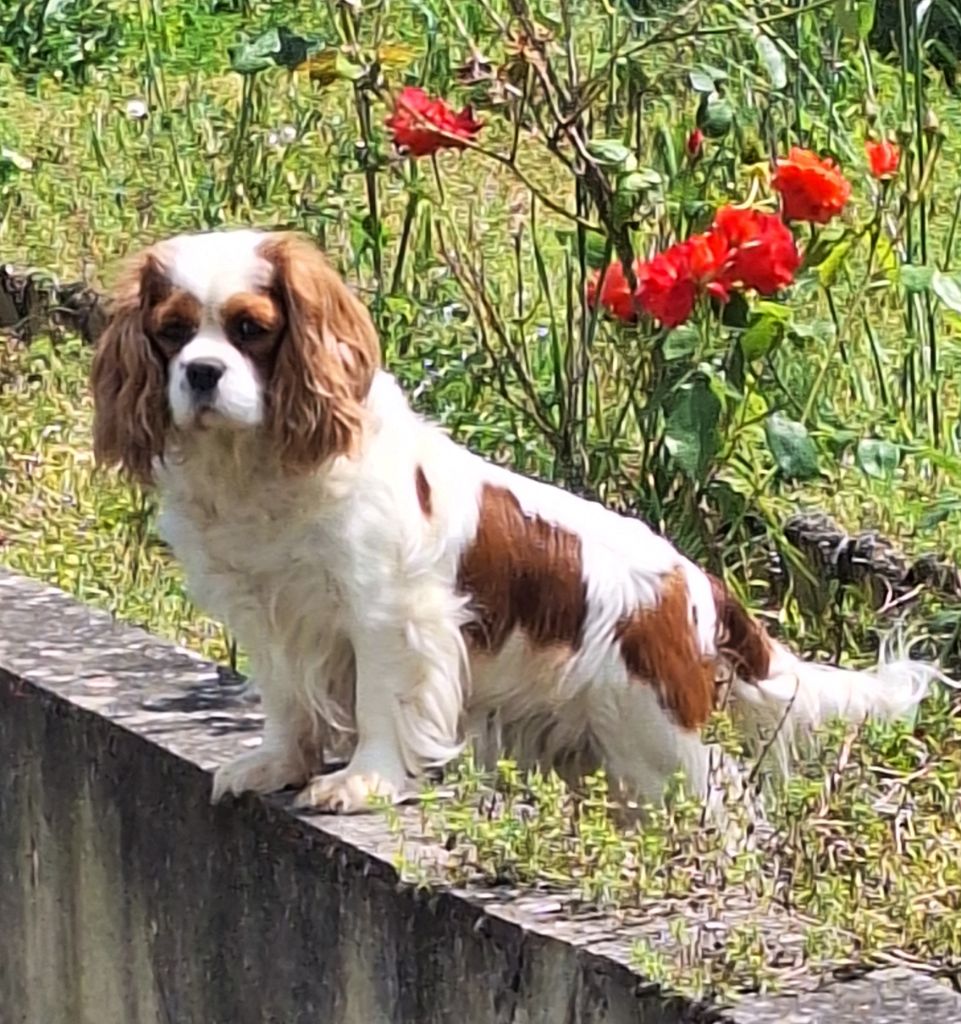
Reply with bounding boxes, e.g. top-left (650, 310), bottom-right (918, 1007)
top-left (1, 568), bottom-right (959, 1024)
top-left (741, 968), bottom-right (961, 1023)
